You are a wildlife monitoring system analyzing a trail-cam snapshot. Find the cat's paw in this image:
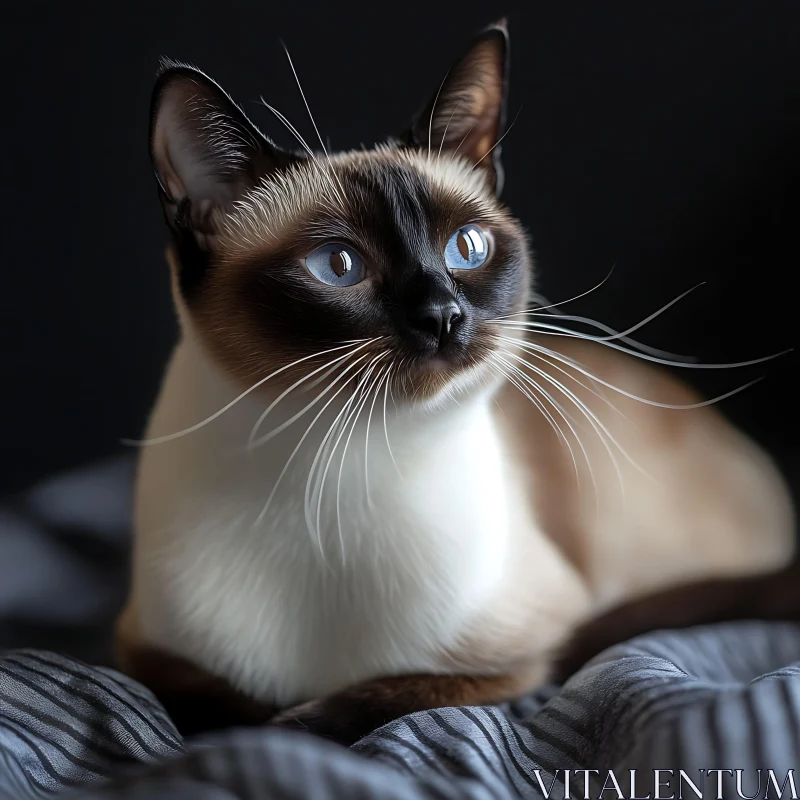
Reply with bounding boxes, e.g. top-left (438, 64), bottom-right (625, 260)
top-left (270, 699), bottom-right (374, 746)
